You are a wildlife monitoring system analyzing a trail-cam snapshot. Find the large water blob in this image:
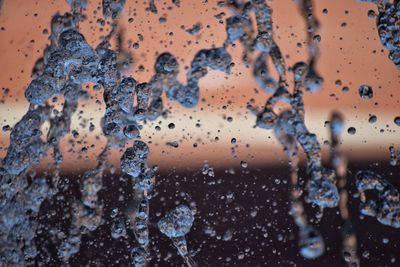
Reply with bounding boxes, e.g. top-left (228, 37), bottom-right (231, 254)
top-left (358, 0), bottom-right (400, 69)
top-left (356, 170), bottom-right (400, 228)
top-left (158, 204), bottom-right (198, 267)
